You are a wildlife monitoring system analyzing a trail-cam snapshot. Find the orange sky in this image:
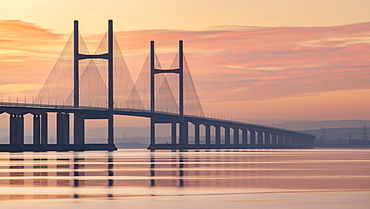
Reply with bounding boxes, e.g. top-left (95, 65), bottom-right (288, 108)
top-left (1, 0), bottom-right (370, 124)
